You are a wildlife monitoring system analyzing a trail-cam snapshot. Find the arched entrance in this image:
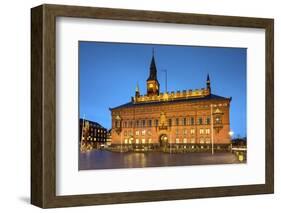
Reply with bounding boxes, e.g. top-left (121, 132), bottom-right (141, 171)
top-left (159, 134), bottom-right (168, 147)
